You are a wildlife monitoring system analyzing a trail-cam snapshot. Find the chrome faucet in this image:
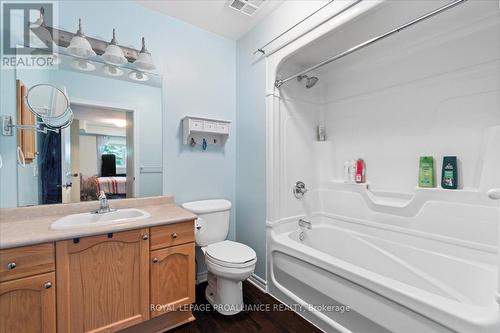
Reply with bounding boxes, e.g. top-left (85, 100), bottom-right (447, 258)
top-left (298, 218), bottom-right (312, 229)
top-left (293, 181), bottom-right (308, 199)
top-left (92, 191), bottom-right (114, 214)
